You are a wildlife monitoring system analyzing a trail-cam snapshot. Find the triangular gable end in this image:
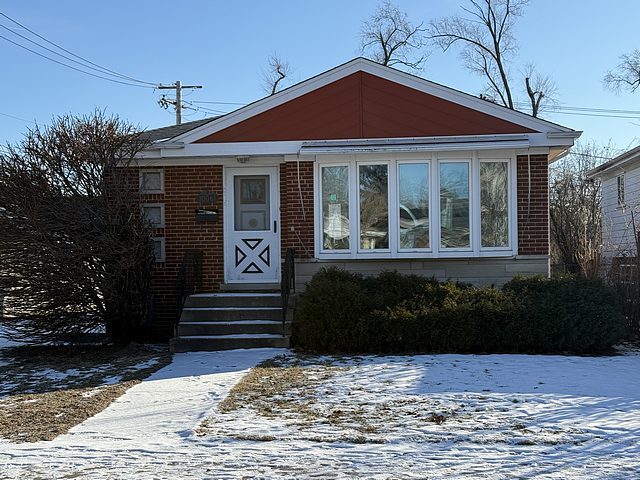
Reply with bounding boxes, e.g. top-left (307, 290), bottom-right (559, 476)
top-left (169, 58), bottom-right (575, 146)
top-left (195, 71), bottom-right (536, 143)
